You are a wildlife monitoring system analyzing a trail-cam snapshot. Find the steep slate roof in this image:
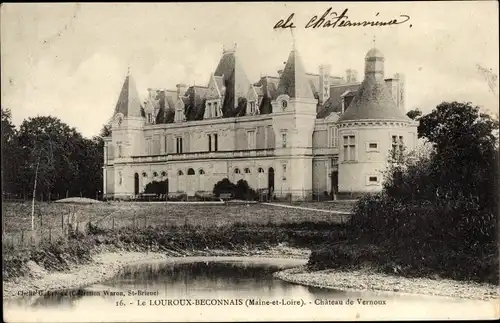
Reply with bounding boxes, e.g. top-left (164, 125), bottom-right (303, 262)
top-left (113, 74), bottom-right (143, 118)
top-left (338, 48), bottom-right (410, 122)
top-left (277, 49), bottom-right (314, 99)
top-left (317, 83), bottom-right (361, 118)
top-left (164, 90), bottom-right (177, 110)
top-left (184, 86), bottom-right (208, 120)
top-left (214, 50), bottom-right (252, 116)
top-left (214, 76), bottom-right (224, 94)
